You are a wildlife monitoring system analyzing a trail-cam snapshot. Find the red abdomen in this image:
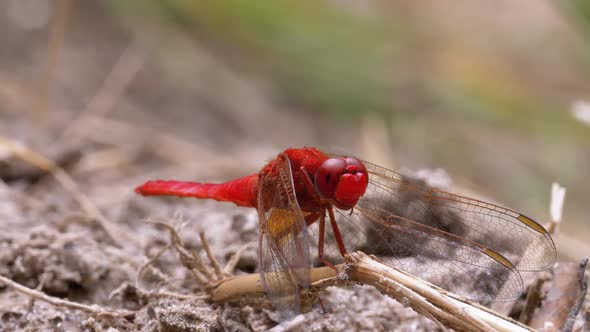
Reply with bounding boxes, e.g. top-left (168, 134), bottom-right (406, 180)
top-left (135, 174), bottom-right (259, 208)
